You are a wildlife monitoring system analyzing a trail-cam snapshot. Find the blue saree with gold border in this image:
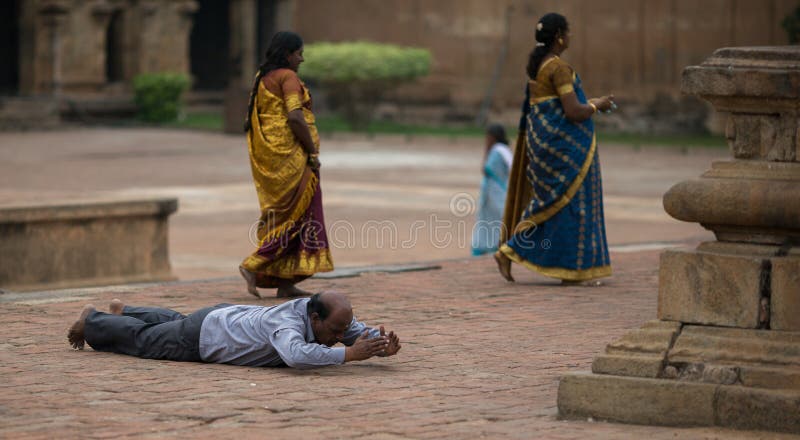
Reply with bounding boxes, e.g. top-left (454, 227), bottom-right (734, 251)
top-left (498, 72), bottom-right (611, 281)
